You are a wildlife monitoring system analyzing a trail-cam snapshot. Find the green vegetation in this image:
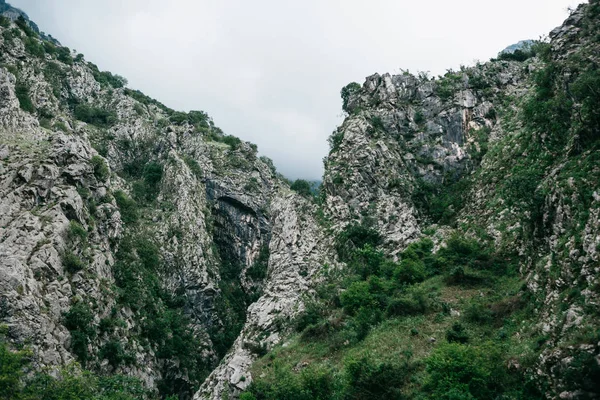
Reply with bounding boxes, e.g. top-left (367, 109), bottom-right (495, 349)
top-left (43, 61), bottom-right (68, 98)
top-left (62, 251), bottom-right (85, 274)
top-left (87, 62), bottom-right (127, 88)
top-left (63, 302), bottom-right (95, 365)
top-left (328, 129), bottom-right (345, 153)
top-left (183, 155), bottom-right (203, 178)
top-left (0, 328), bottom-right (146, 399)
top-left (74, 104), bottom-right (117, 127)
top-left (14, 82), bottom-right (34, 113)
top-left (111, 234), bottom-right (210, 396)
top-left (15, 16), bottom-right (35, 37)
top-left (91, 155), bottom-right (110, 182)
top-left (169, 110), bottom-right (210, 129)
top-left (113, 190), bottom-right (138, 224)
top-left (242, 222), bottom-right (541, 399)
top-left (340, 82), bottom-right (361, 113)
top-left (290, 179), bottom-right (312, 197)
top-left (435, 71), bottom-right (463, 100)
top-left (412, 176), bottom-right (471, 225)
top-left (131, 162), bottom-right (163, 203)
